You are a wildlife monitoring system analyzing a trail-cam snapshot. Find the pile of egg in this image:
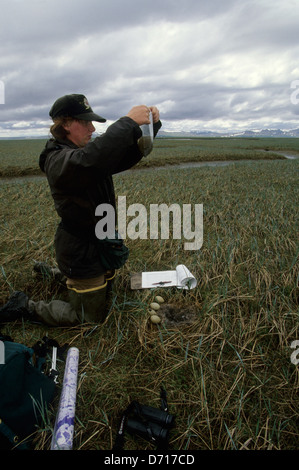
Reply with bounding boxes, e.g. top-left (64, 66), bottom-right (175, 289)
top-left (149, 296), bottom-right (164, 324)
